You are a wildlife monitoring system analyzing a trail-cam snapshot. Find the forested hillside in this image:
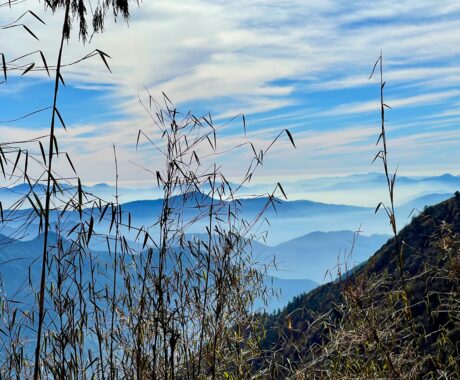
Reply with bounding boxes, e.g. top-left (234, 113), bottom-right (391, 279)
top-left (259, 193), bottom-right (460, 378)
